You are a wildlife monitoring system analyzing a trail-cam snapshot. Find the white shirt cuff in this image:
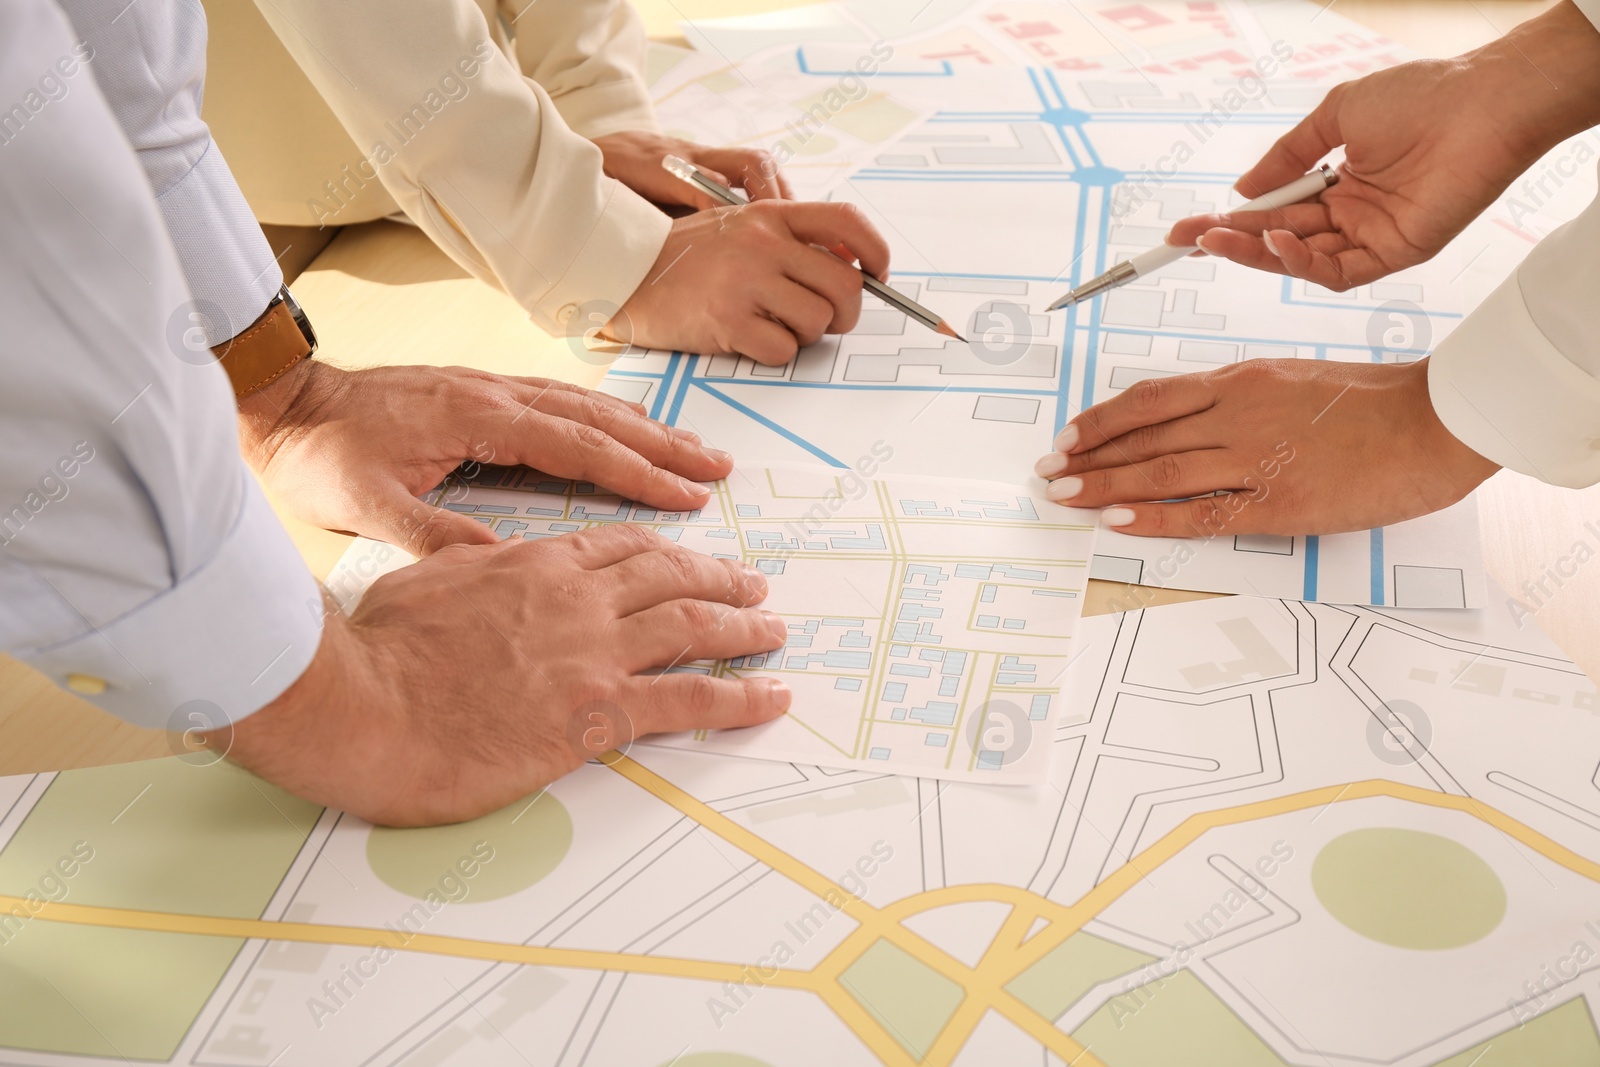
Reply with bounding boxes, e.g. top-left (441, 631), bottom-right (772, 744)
top-left (1429, 269), bottom-right (1600, 488)
top-left (1572, 0), bottom-right (1600, 32)
top-left (19, 470), bottom-right (324, 730)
